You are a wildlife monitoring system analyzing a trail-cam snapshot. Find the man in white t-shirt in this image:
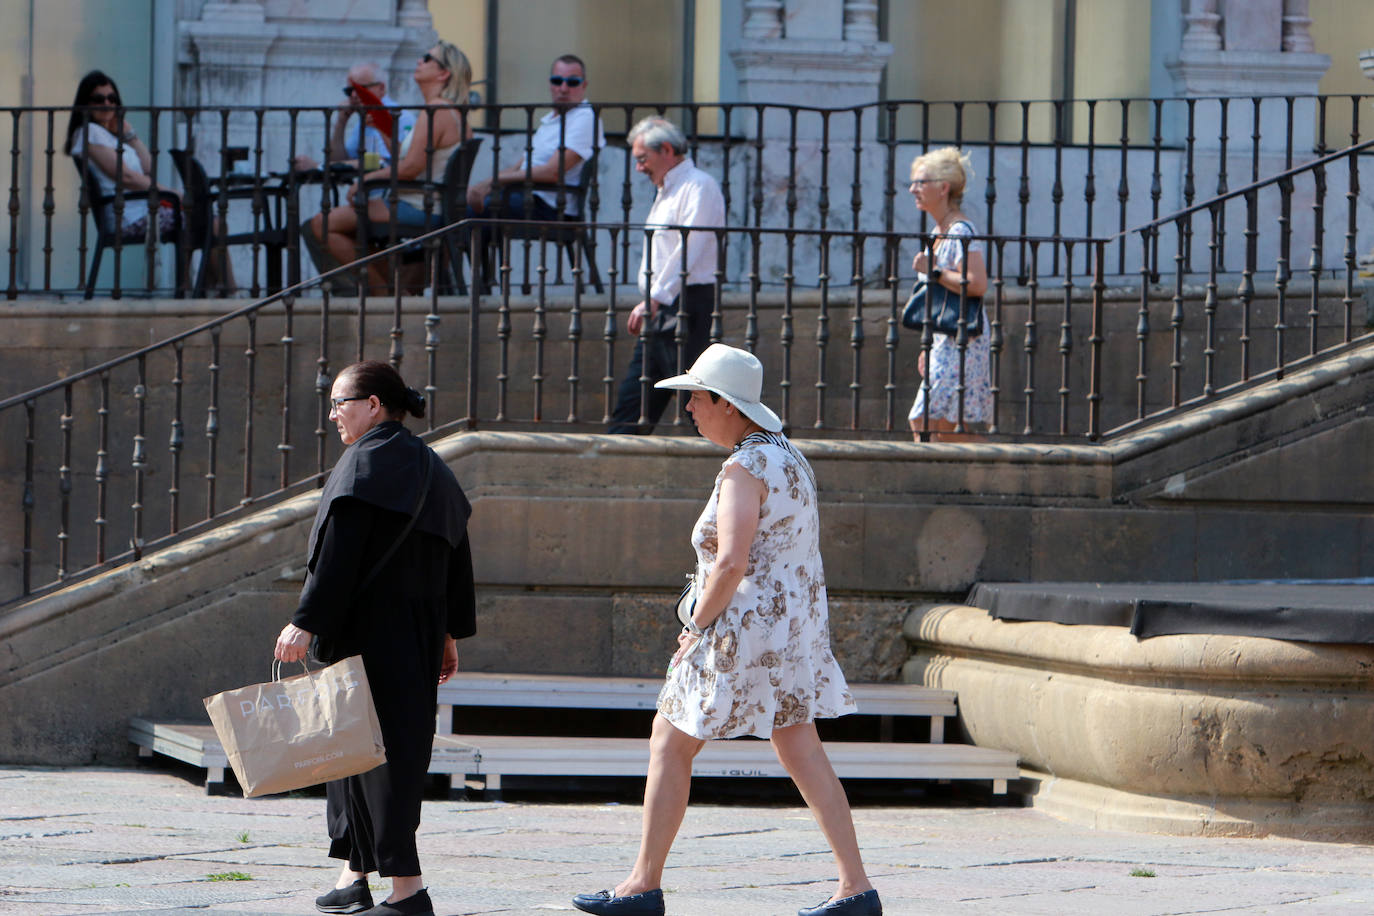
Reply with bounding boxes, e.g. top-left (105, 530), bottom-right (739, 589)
top-left (465, 54), bottom-right (605, 221)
